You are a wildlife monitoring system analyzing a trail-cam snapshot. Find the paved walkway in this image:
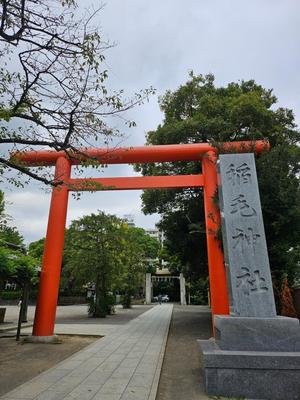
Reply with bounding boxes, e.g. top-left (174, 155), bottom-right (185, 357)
top-left (0, 304), bottom-right (173, 400)
top-left (1, 305), bottom-right (153, 337)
